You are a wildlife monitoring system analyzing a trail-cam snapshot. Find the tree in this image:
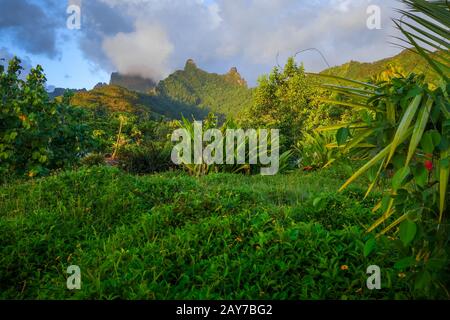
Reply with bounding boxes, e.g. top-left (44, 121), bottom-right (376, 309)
top-left (240, 57), bottom-right (320, 151)
top-left (0, 57), bottom-right (93, 176)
